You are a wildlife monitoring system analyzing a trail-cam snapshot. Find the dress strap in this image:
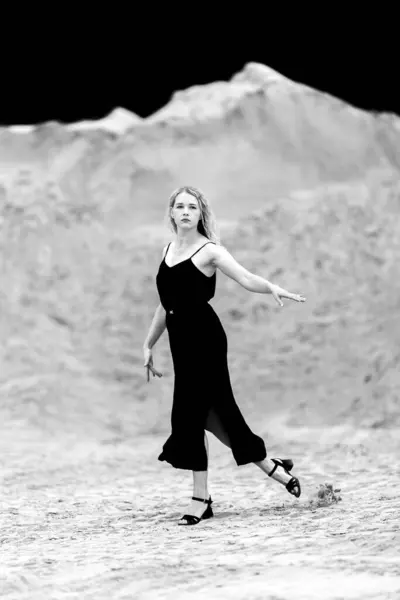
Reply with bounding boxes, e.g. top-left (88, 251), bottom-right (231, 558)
top-left (190, 241), bottom-right (215, 259)
top-left (164, 242), bottom-right (172, 260)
